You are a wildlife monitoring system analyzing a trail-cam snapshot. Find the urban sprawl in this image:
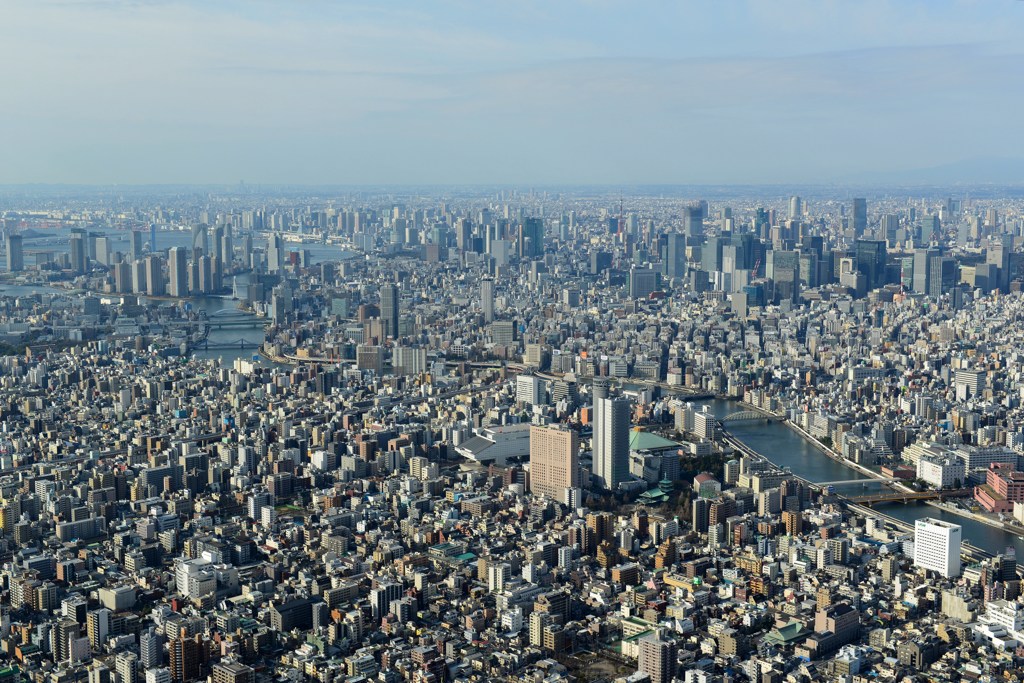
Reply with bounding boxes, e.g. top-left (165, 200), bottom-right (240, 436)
top-left (0, 187), bottom-right (1024, 683)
